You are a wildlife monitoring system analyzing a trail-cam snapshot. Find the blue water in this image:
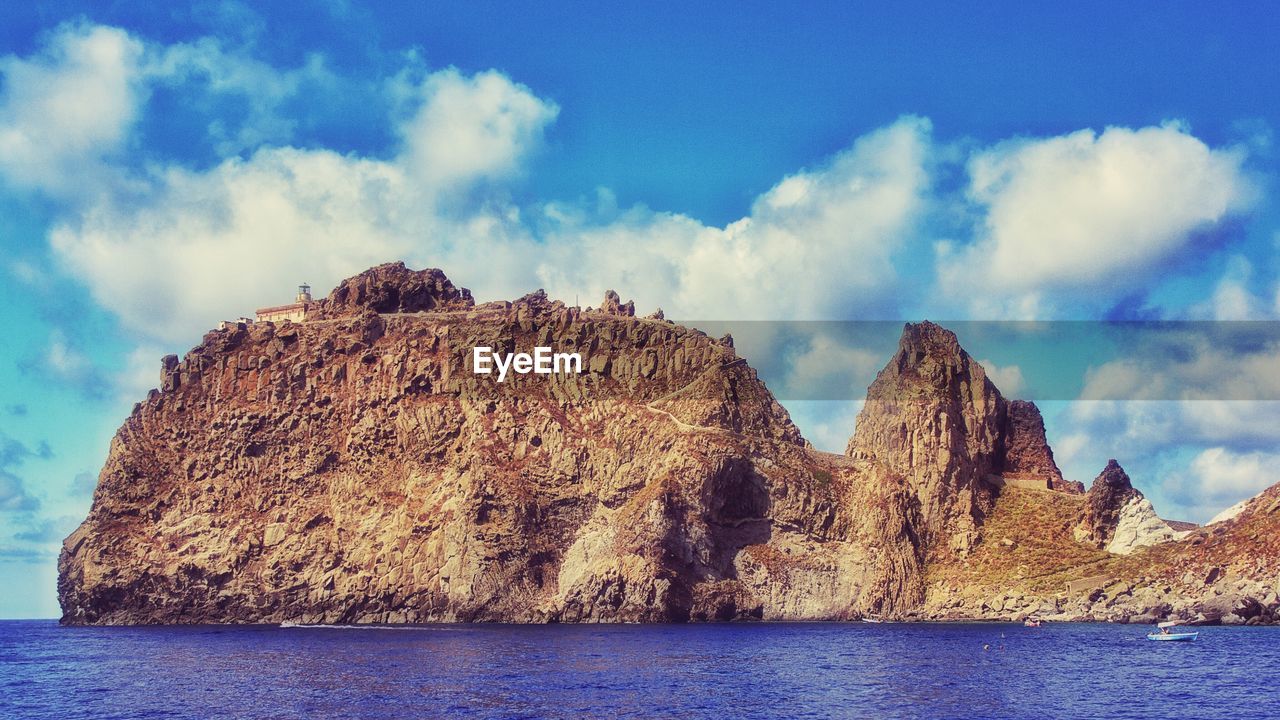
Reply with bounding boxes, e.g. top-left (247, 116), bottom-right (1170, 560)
top-left (1, 621), bottom-right (1276, 719)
